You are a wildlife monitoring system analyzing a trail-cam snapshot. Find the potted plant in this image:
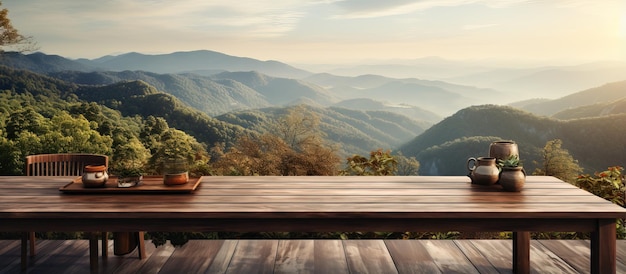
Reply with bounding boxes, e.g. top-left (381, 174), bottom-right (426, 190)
top-left (497, 155), bottom-right (526, 192)
top-left (112, 138), bottom-right (150, 187)
top-left (152, 129), bottom-right (195, 185)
